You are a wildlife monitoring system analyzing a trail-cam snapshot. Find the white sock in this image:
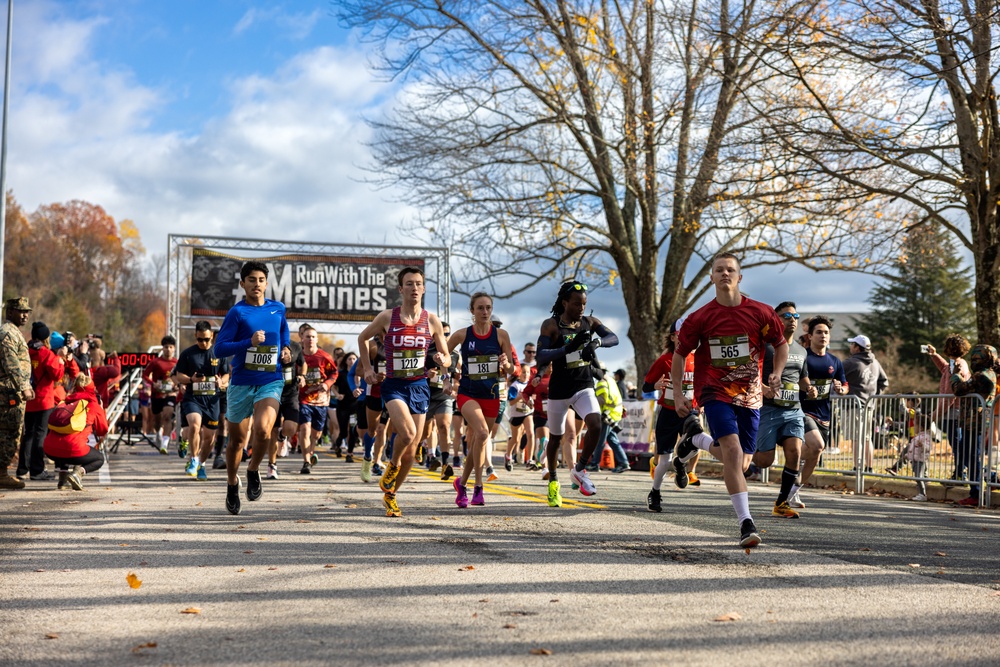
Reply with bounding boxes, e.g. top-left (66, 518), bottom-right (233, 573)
top-left (192, 457), bottom-right (200, 466)
top-left (652, 457), bottom-right (671, 491)
top-left (693, 433), bottom-right (713, 451)
top-left (789, 483), bottom-right (801, 498)
top-left (730, 491), bottom-right (752, 523)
